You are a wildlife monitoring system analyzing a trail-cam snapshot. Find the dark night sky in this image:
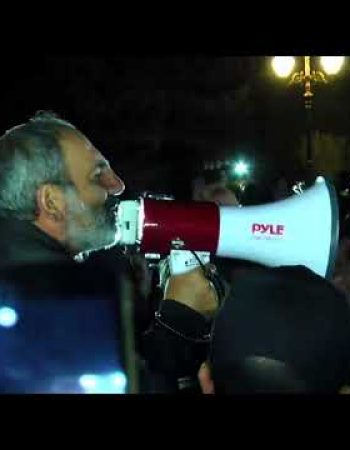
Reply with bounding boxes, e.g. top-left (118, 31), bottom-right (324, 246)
top-left (2, 55), bottom-right (350, 198)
